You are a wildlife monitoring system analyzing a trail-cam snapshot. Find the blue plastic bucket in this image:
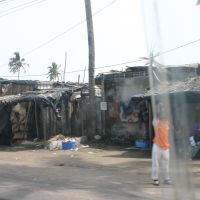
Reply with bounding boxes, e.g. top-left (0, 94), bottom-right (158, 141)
top-left (62, 141), bottom-right (77, 150)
